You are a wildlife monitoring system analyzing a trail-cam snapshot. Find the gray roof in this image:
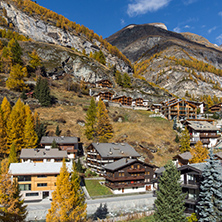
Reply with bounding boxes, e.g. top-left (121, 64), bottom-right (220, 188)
top-left (173, 152), bottom-right (192, 161)
top-left (40, 136), bottom-right (79, 144)
top-left (155, 166), bottom-right (165, 174)
top-left (20, 148), bottom-right (68, 159)
top-left (214, 140), bottom-right (222, 149)
top-left (214, 152), bottom-right (222, 159)
top-left (9, 162), bottom-right (73, 175)
top-left (103, 158), bottom-right (136, 171)
top-left (91, 143), bottom-right (140, 158)
top-left (187, 121), bottom-right (218, 131)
